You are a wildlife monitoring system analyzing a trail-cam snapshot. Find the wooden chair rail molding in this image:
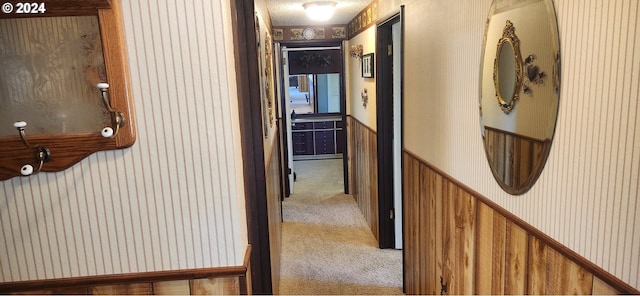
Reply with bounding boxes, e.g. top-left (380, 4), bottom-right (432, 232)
top-left (403, 149), bottom-right (639, 295)
top-left (0, 0), bottom-right (136, 181)
top-left (0, 246), bottom-right (252, 294)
